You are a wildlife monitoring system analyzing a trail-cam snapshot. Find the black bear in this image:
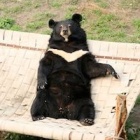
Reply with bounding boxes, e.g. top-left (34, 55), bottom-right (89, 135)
top-left (31, 14), bottom-right (119, 126)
